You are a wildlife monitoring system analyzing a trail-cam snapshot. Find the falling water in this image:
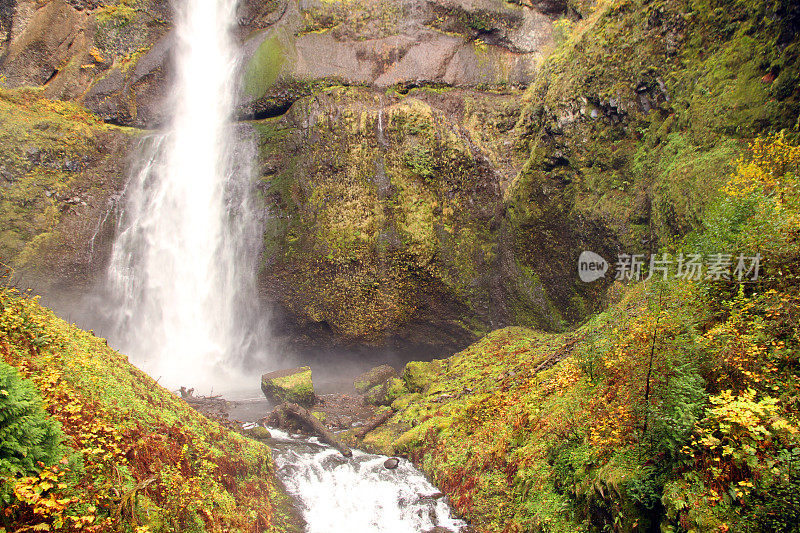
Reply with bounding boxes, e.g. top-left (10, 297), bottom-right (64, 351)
top-left (101, 0), bottom-right (266, 391)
